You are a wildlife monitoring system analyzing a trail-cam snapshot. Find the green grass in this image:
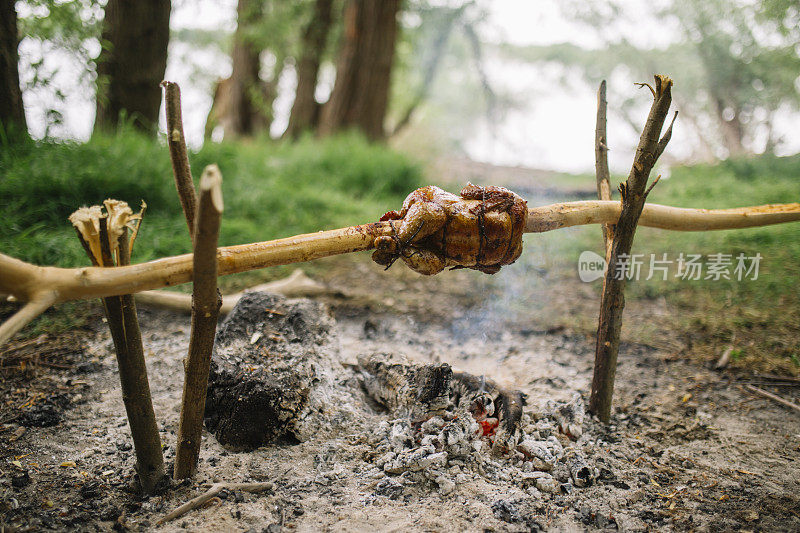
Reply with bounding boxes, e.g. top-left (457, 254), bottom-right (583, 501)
top-left (533, 155), bottom-right (800, 374)
top-left (0, 130), bottom-right (422, 273)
